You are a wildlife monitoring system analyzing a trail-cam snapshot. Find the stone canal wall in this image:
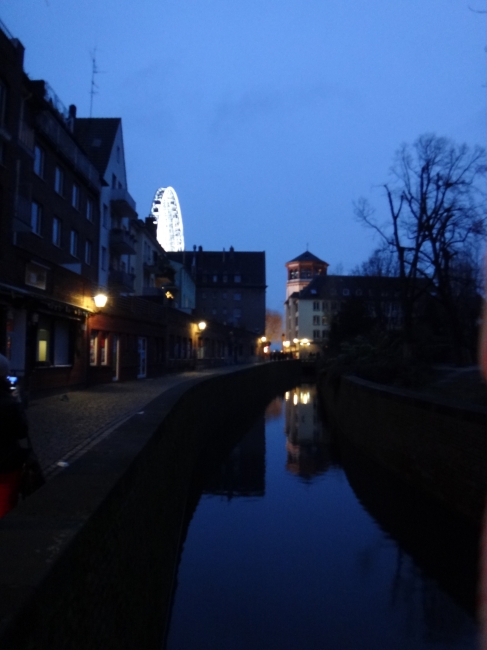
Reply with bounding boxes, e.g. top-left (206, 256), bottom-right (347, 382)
top-left (319, 373), bottom-right (487, 526)
top-left (0, 361), bottom-right (301, 650)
